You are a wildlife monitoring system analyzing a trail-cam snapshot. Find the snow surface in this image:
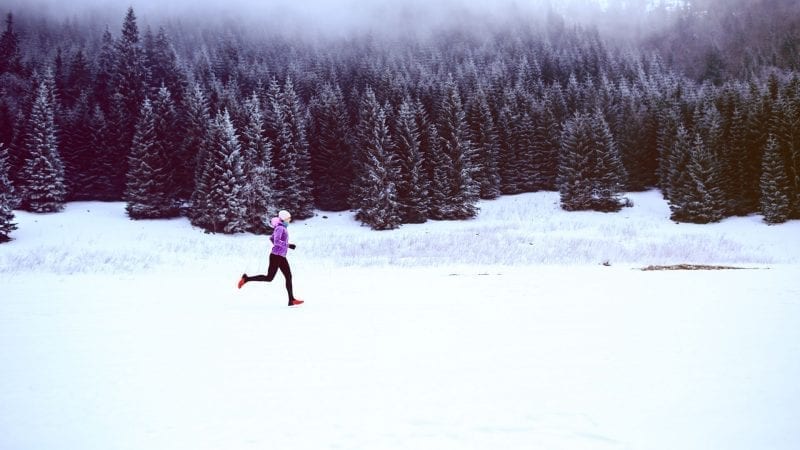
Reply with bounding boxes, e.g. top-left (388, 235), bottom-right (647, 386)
top-left (1, 191), bottom-right (799, 450)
